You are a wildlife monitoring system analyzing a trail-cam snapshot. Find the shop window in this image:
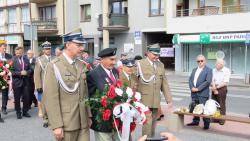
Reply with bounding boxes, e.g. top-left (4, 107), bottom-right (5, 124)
top-left (81, 4), bottom-right (91, 22)
top-left (149, 0), bottom-right (164, 16)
